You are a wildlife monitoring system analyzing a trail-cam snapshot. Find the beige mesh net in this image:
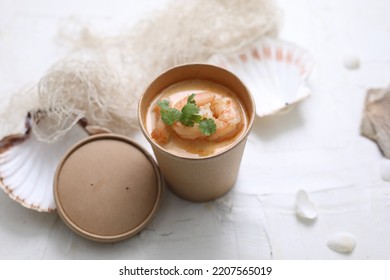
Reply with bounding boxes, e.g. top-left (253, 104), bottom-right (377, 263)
top-left (4, 0), bottom-right (280, 142)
